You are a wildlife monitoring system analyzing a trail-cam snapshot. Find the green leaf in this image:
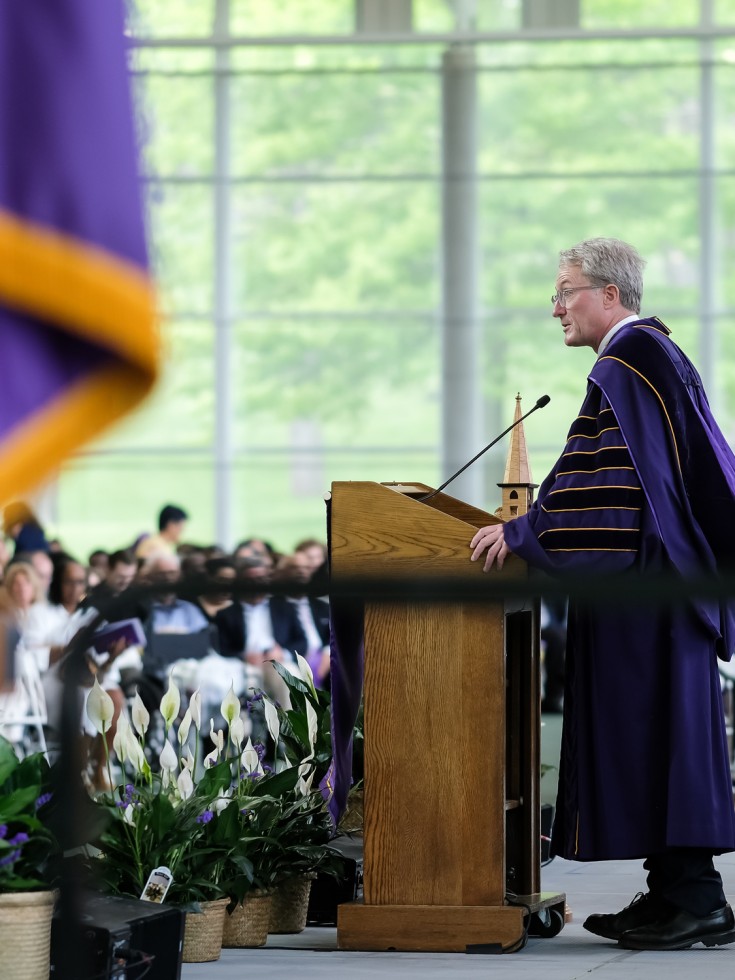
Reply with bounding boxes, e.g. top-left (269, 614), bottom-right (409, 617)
top-left (248, 766), bottom-right (301, 799)
top-left (270, 661), bottom-right (314, 700)
top-left (0, 785), bottom-right (42, 820)
top-left (0, 737), bottom-right (20, 786)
